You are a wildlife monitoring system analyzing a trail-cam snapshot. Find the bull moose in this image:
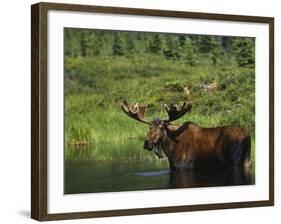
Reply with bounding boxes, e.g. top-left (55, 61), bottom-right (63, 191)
top-left (121, 101), bottom-right (251, 172)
